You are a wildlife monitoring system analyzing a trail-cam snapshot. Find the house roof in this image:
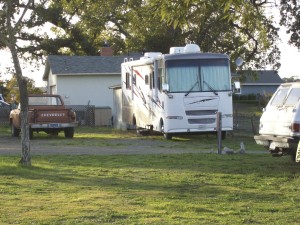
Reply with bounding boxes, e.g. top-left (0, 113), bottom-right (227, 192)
top-left (242, 70), bottom-right (283, 85)
top-left (43, 55), bottom-right (140, 81)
